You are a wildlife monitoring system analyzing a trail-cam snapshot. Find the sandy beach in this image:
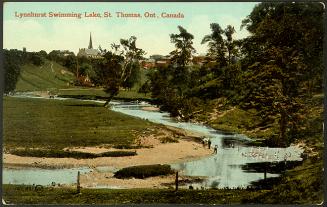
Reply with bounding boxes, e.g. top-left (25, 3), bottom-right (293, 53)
top-left (4, 127), bottom-right (213, 189)
top-left (79, 171), bottom-right (206, 189)
top-left (4, 139), bottom-right (211, 169)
